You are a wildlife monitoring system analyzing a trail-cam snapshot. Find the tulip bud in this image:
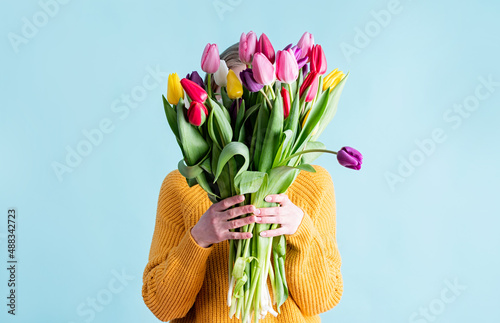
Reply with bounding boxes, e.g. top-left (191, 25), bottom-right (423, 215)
top-left (256, 33), bottom-right (275, 64)
top-left (180, 78), bottom-right (208, 103)
top-left (239, 31), bottom-right (257, 65)
top-left (167, 73), bottom-right (184, 105)
top-left (187, 101), bottom-right (208, 126)
top-left (337, 146), bottom-right (363, 170)
top-left (201, 43), bottom-right (220, 74)
top-left (323, 68), bottom-right (345, 91)
top-left (276, 49), bottom-right (299, 84)
top-left (299, 72), bottom-right (320, 102)
top-left (297, 32), bottom-right (314, 61)
top-left (214, 59), bottom-right (229, 87)
top-left (281, 87), bottom-right (291, 119)
top-left (310, 44), bottom-right (327, 75)
top-left (186, 71), bottom-right (205, 89)
top-left (252, 53), bottom-right (275, 86)
top-left (240, 68), bottom-right (264, 92)
top-left (226, 69), bottom-right (243, 99)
